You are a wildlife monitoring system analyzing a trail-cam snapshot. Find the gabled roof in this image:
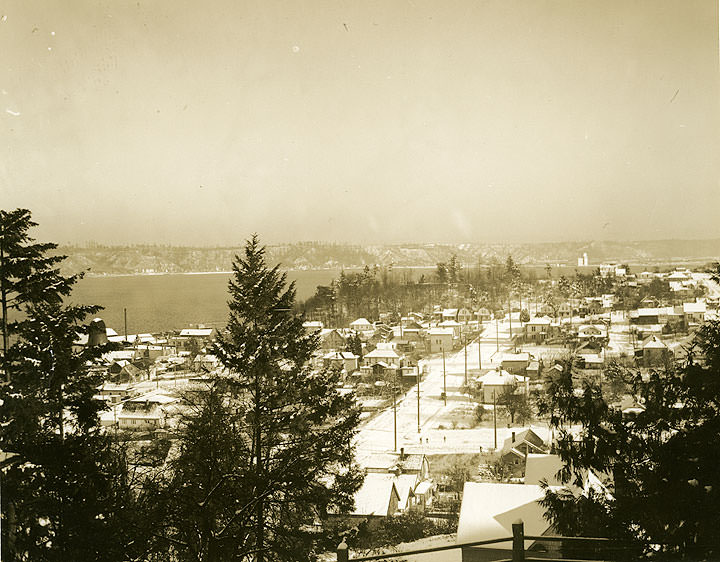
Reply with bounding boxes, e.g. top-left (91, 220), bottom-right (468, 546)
top-left (428, 327), bottom-right (454, 336)
top-left (501, 428), bottom-right (545, 453)
top-left (351, 473), bottom-right (400, 517)
top-left (642, 336), bottom-right (667, 349)
top-left (457, 482), bottom-right (553, 548)
top-left (365, 348), bottom-right (400, 359)
top-left (350, 318), bottom-right (372, 326)
top-left (477, 369), bottom-right (522, 386)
